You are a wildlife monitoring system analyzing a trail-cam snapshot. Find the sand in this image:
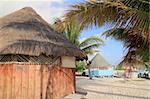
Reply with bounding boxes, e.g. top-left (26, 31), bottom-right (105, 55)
top-left (65, 76), bottom-right (150, 99)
